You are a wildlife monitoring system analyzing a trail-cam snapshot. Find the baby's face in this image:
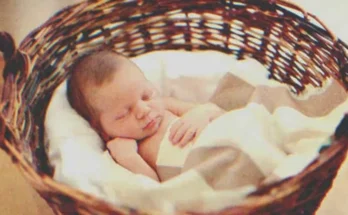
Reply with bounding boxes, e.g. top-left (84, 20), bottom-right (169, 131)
top-left (90, 58), bottom-right (165, 140)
